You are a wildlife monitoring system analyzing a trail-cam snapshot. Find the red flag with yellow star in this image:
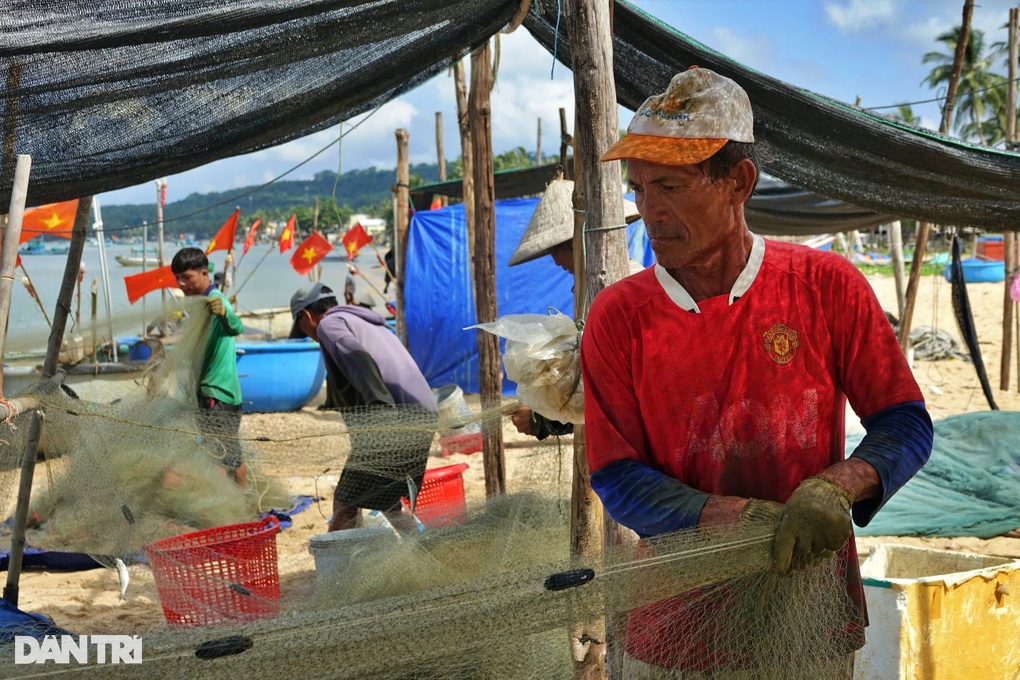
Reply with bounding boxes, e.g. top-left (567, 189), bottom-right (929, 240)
top-left (20, 200), bottom-right (79, 243)
top-left (279, 215), bottom-right (296, 253)
top-left (340, 223), bottom-right (372, 259)
top-left (123, 265), bottom-right (177, 304)
top-left (290, 232), bottom-right (333, 276)
top-left (241, 218), bottom-right (261, 256)
top-left (205, 208), bottom-right (240, 255)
